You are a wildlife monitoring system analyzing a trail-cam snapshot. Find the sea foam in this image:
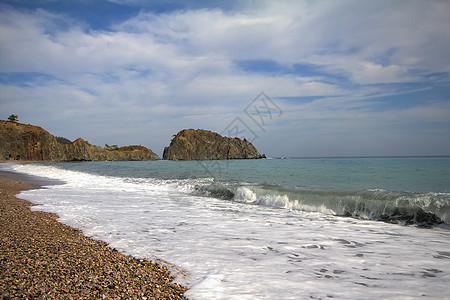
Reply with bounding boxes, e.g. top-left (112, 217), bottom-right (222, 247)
top-left (4, 162), bottom-right (450, 299)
